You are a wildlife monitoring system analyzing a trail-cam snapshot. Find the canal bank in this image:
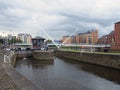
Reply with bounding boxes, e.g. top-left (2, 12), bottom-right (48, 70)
top-left (56, 49), bottom-right (120, 69)
top-left (0, 50), bottom-right (43, 90)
